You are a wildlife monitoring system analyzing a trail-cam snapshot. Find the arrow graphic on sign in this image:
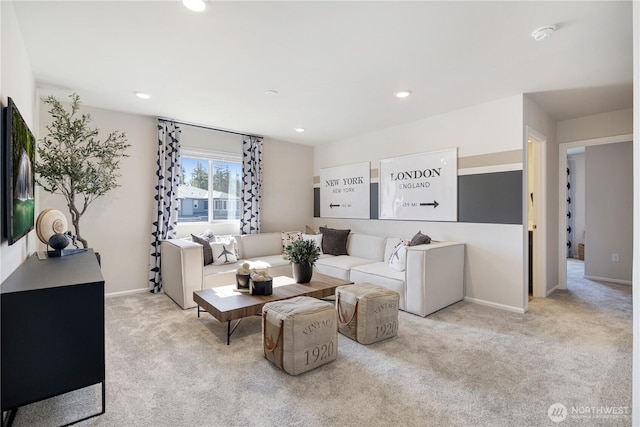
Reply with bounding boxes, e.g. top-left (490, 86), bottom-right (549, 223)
top-left (419, 201), bottom-right (440, 208)
top-left (329, 203), bottom-right (340, 208)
